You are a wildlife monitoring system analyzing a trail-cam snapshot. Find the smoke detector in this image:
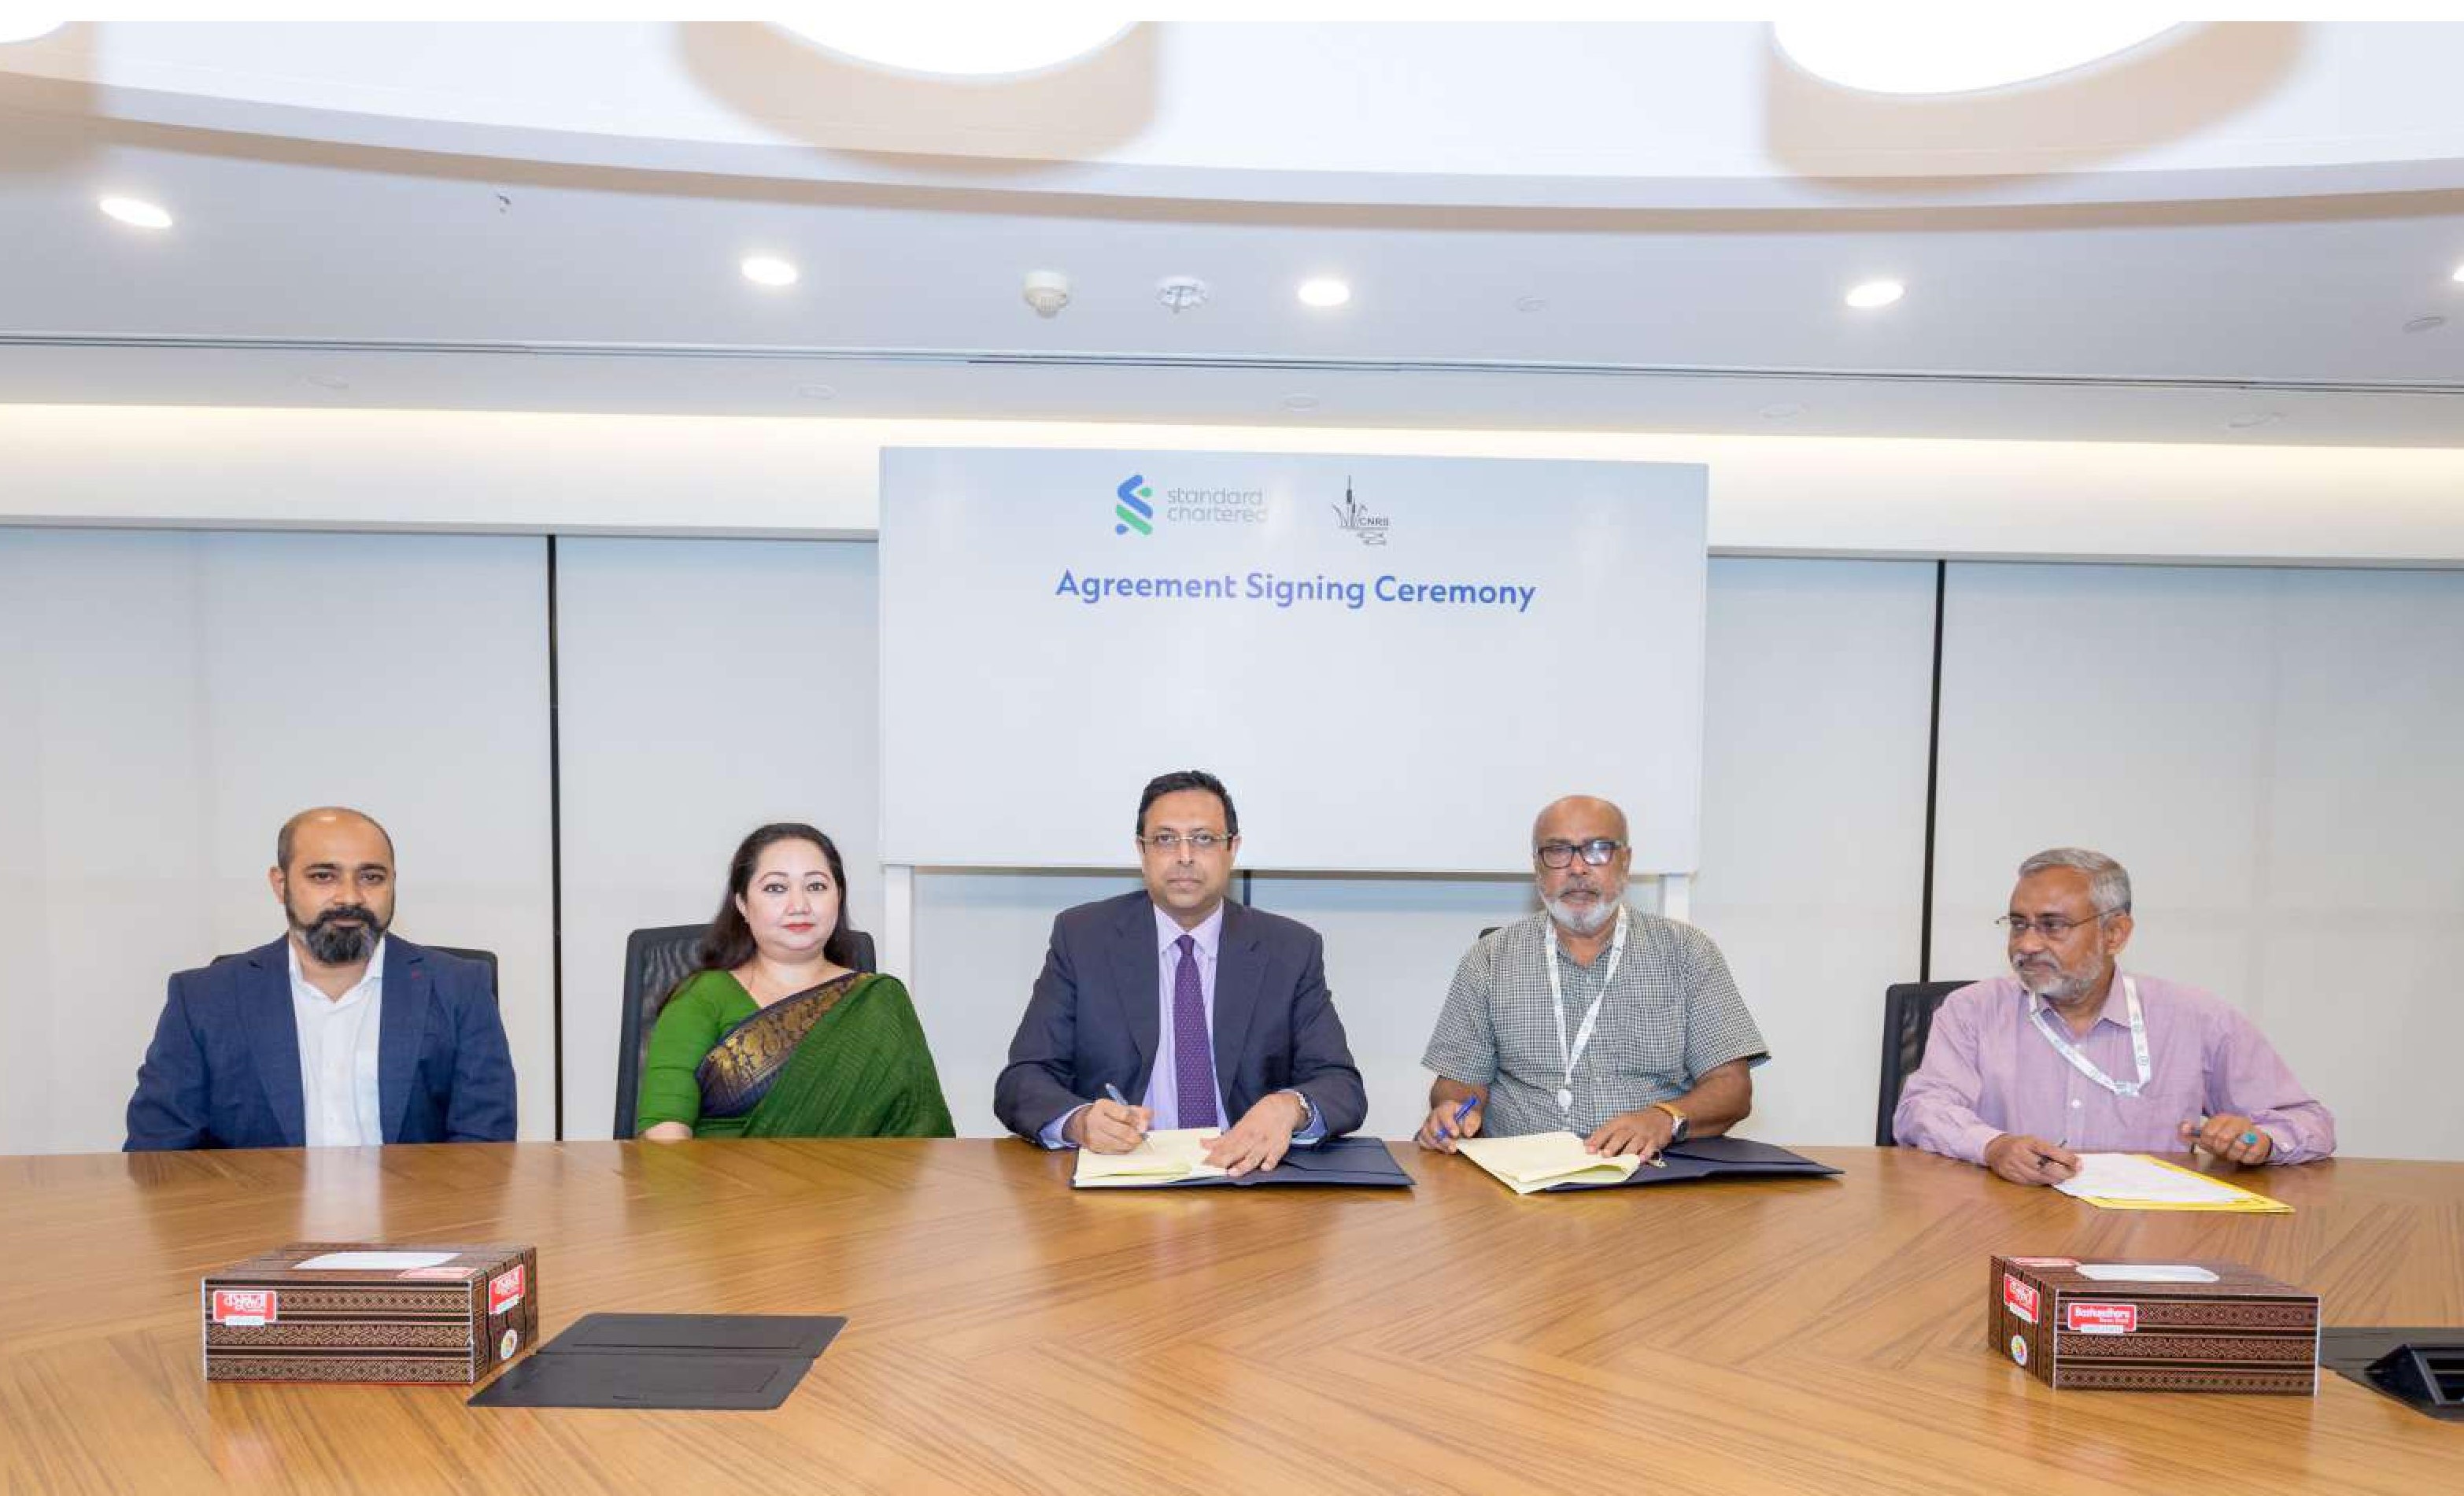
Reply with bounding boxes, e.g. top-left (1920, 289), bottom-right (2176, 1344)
top-left (1021, 269), bottom-right (1071, 319)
